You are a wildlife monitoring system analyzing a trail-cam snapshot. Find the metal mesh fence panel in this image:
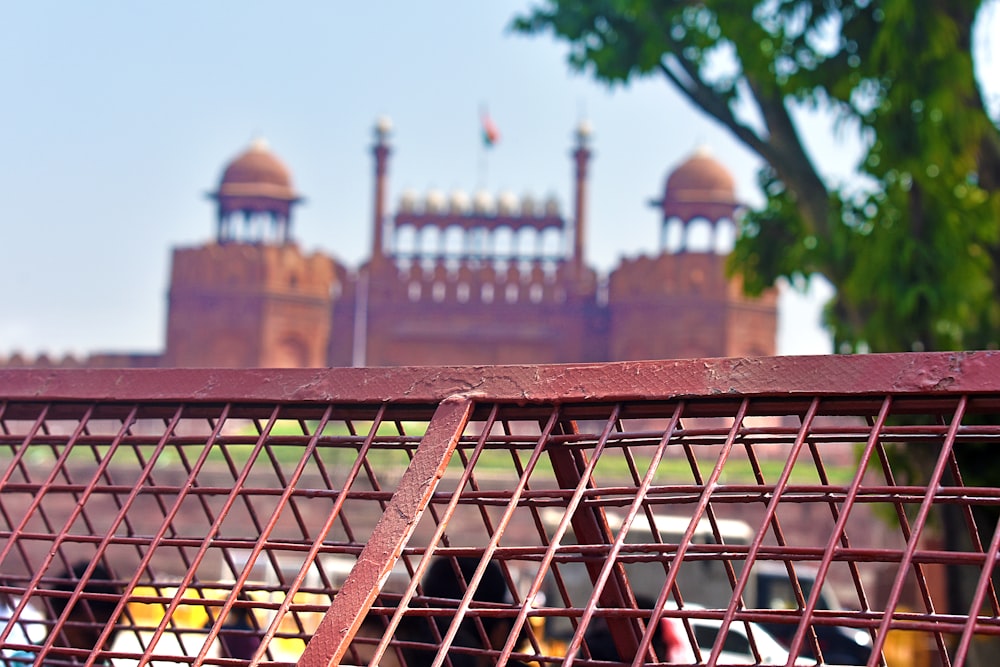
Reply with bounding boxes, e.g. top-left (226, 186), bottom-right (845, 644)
top-left (1, 353), bottom-right (999, 666)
